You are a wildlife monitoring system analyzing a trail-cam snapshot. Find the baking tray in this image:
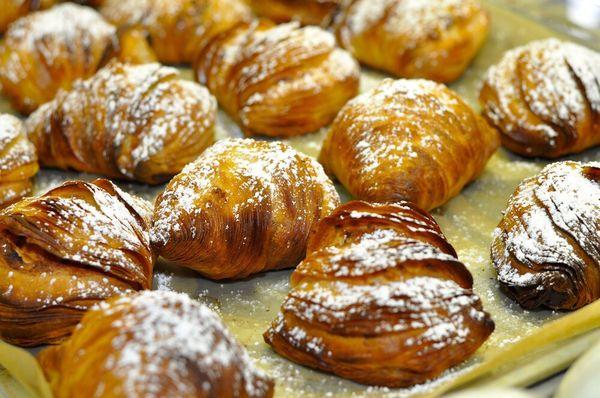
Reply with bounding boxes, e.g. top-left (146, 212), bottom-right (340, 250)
top-left (0, 1), bottom-right (599, 397)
